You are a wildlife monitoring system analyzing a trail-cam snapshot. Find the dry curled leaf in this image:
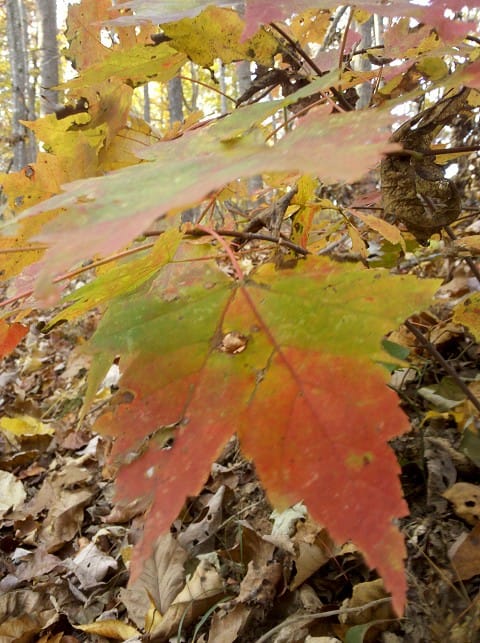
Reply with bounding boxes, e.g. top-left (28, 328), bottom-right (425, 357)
top-left (444, 482), bottom-right (480, 525)
top-left (381, 89), bottom-right (471, 242)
